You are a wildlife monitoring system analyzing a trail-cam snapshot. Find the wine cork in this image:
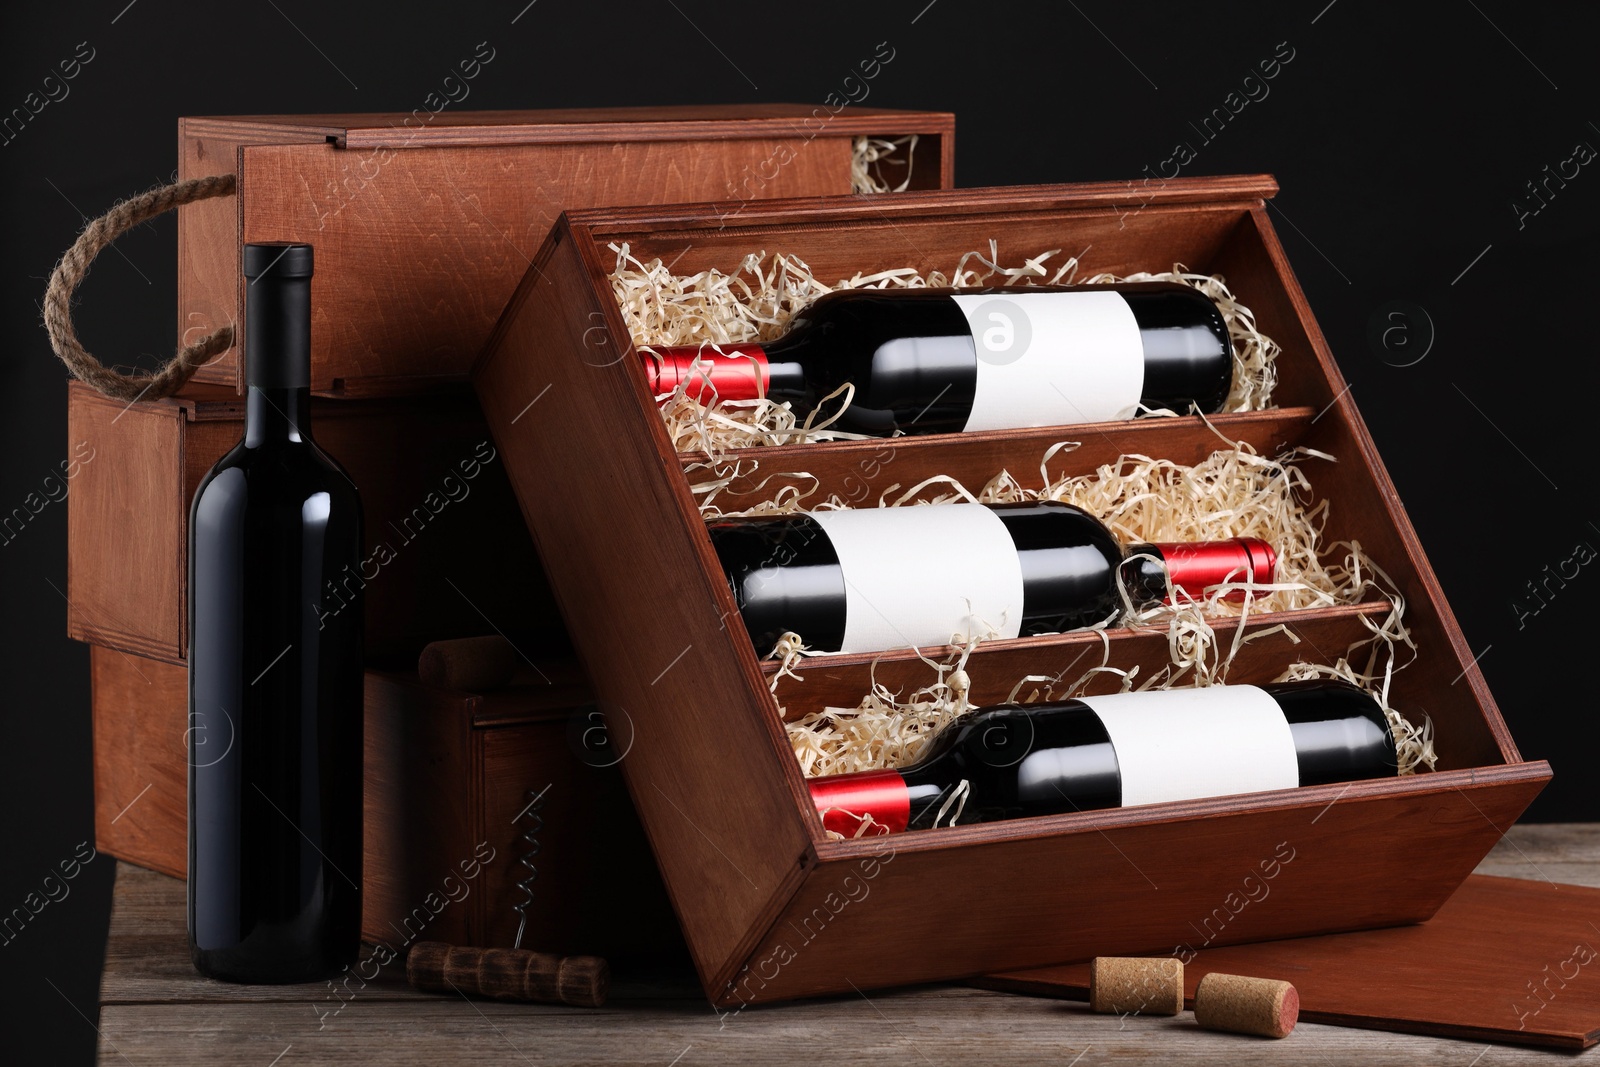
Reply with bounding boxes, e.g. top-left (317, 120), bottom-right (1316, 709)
top-left (1088, 956), bottom-right (1184, 1016)
top-left (406, 941), bottom-right (609, 1008)
top-left (418, 635), bottom-right (519, 692)
top-left (1194, 972), bottom-right (1298, 1038)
